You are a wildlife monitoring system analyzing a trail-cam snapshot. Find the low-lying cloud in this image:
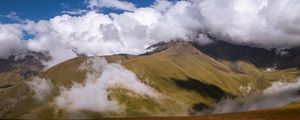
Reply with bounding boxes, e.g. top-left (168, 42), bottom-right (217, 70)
top-left (1, 0), bottom-right (300, 68)
top-left (54, 57), bottom-right (158, 113)
top-left (201, 78), bottom-right (300, 114)
top-left (27, 77), bottom-right (53, 101)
